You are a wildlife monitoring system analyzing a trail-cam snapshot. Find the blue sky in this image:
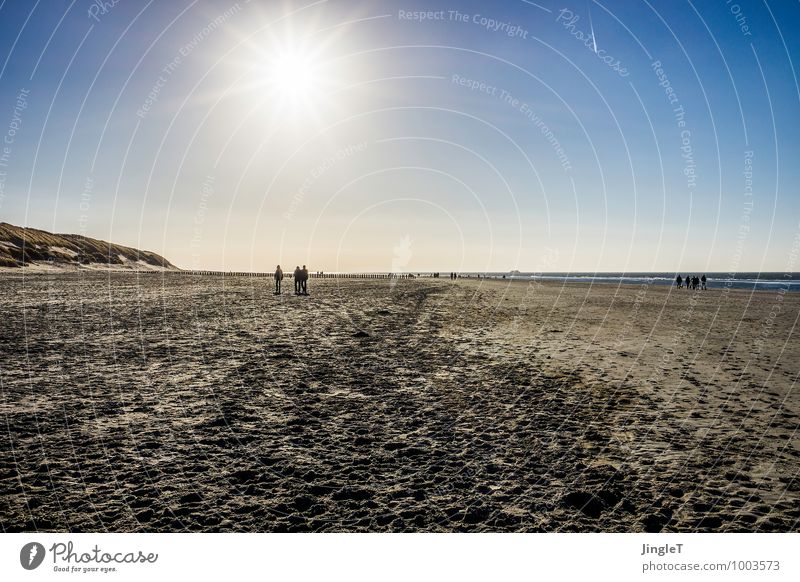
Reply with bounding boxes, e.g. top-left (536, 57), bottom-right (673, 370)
top-left (0, 0), bottom-right (798, 272)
